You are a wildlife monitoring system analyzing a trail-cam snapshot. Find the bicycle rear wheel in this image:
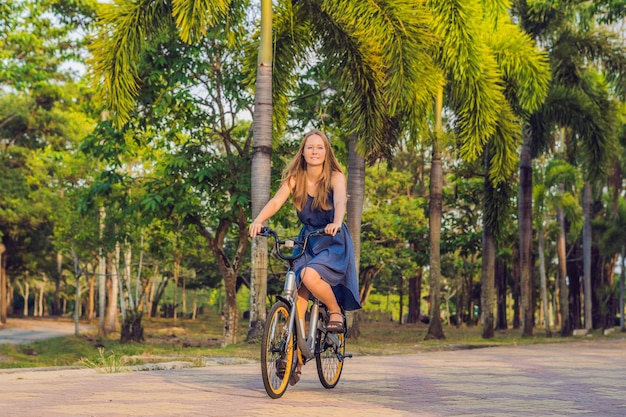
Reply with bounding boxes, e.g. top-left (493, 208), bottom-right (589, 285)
top-left (315, 326), bottom-right (345, 388)
top-left (261, 301), bottom-right (294, 398)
